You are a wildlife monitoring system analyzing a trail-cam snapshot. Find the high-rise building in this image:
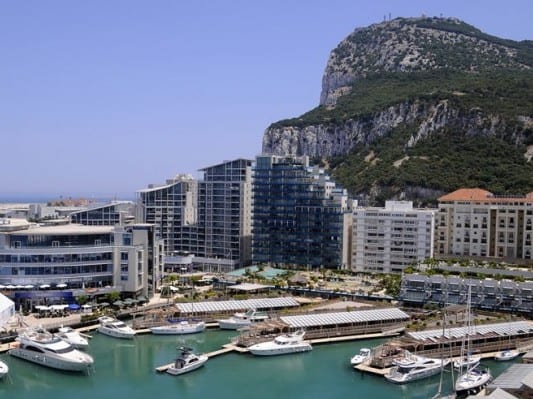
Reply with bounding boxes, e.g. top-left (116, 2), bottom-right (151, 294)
top-left (136, 159), bottom-right (253, 272)
top-left (436, 188), bottom-right (533, 260)
top-left (196, 159), bottom-right (253, 270)
top-left (136, 174), bottom-right (198, 255)
top-left (252, 155), bottom-right (352, 270)
top-left (352, 201), bottom-right (435, 274)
